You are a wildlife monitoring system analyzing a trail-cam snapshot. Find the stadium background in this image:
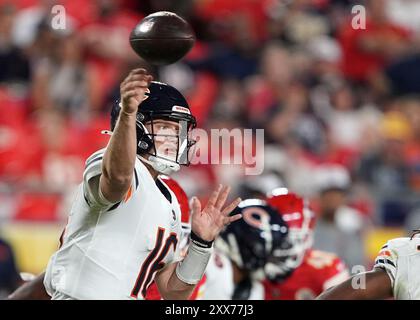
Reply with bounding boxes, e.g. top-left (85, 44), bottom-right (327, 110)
top-left (0, 0), bottom-right (419, 296)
